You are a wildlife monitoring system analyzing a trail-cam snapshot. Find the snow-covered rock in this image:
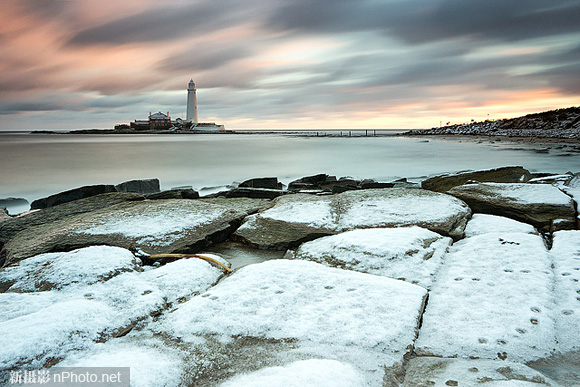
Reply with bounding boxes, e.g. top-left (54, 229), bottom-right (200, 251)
top-left (2, 198), bottom-right (265, 267)
top-left (292, 227), bottom-right (451, 289)
top-left (0, 245), bottom-right (140, 292)
top-left (415, 232), bottom-right (557, 362)
top-left (0, 247), bottom-right (224, 371)
top-left (448, 183), bottom-right (576, 231)
top-left (154, 259), bottom-right (428, 386)
top-left (550, 230), bottom-right (580, 353)
top-left (402, 357), bottom-right (555, 386)
top-left (234, 189), bottom-right (471, 249)
top-left (59, 336), bottom-right (185, 387)
top-left (219, 359), bottom-right (366, 387)
top-left (464, 214), bottom-right (537, 237)
top-left (421, 166), bottom-right (531, 193)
